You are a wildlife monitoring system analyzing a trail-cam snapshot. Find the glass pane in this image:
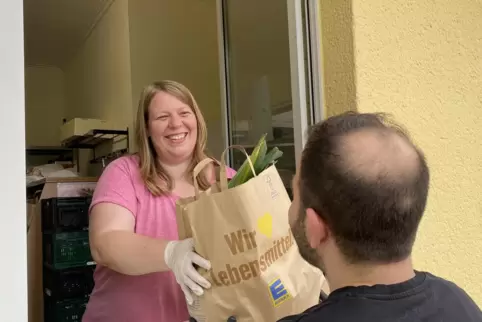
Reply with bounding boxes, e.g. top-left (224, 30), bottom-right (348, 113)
top-left (223, 0), bottom-right (295, 197)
